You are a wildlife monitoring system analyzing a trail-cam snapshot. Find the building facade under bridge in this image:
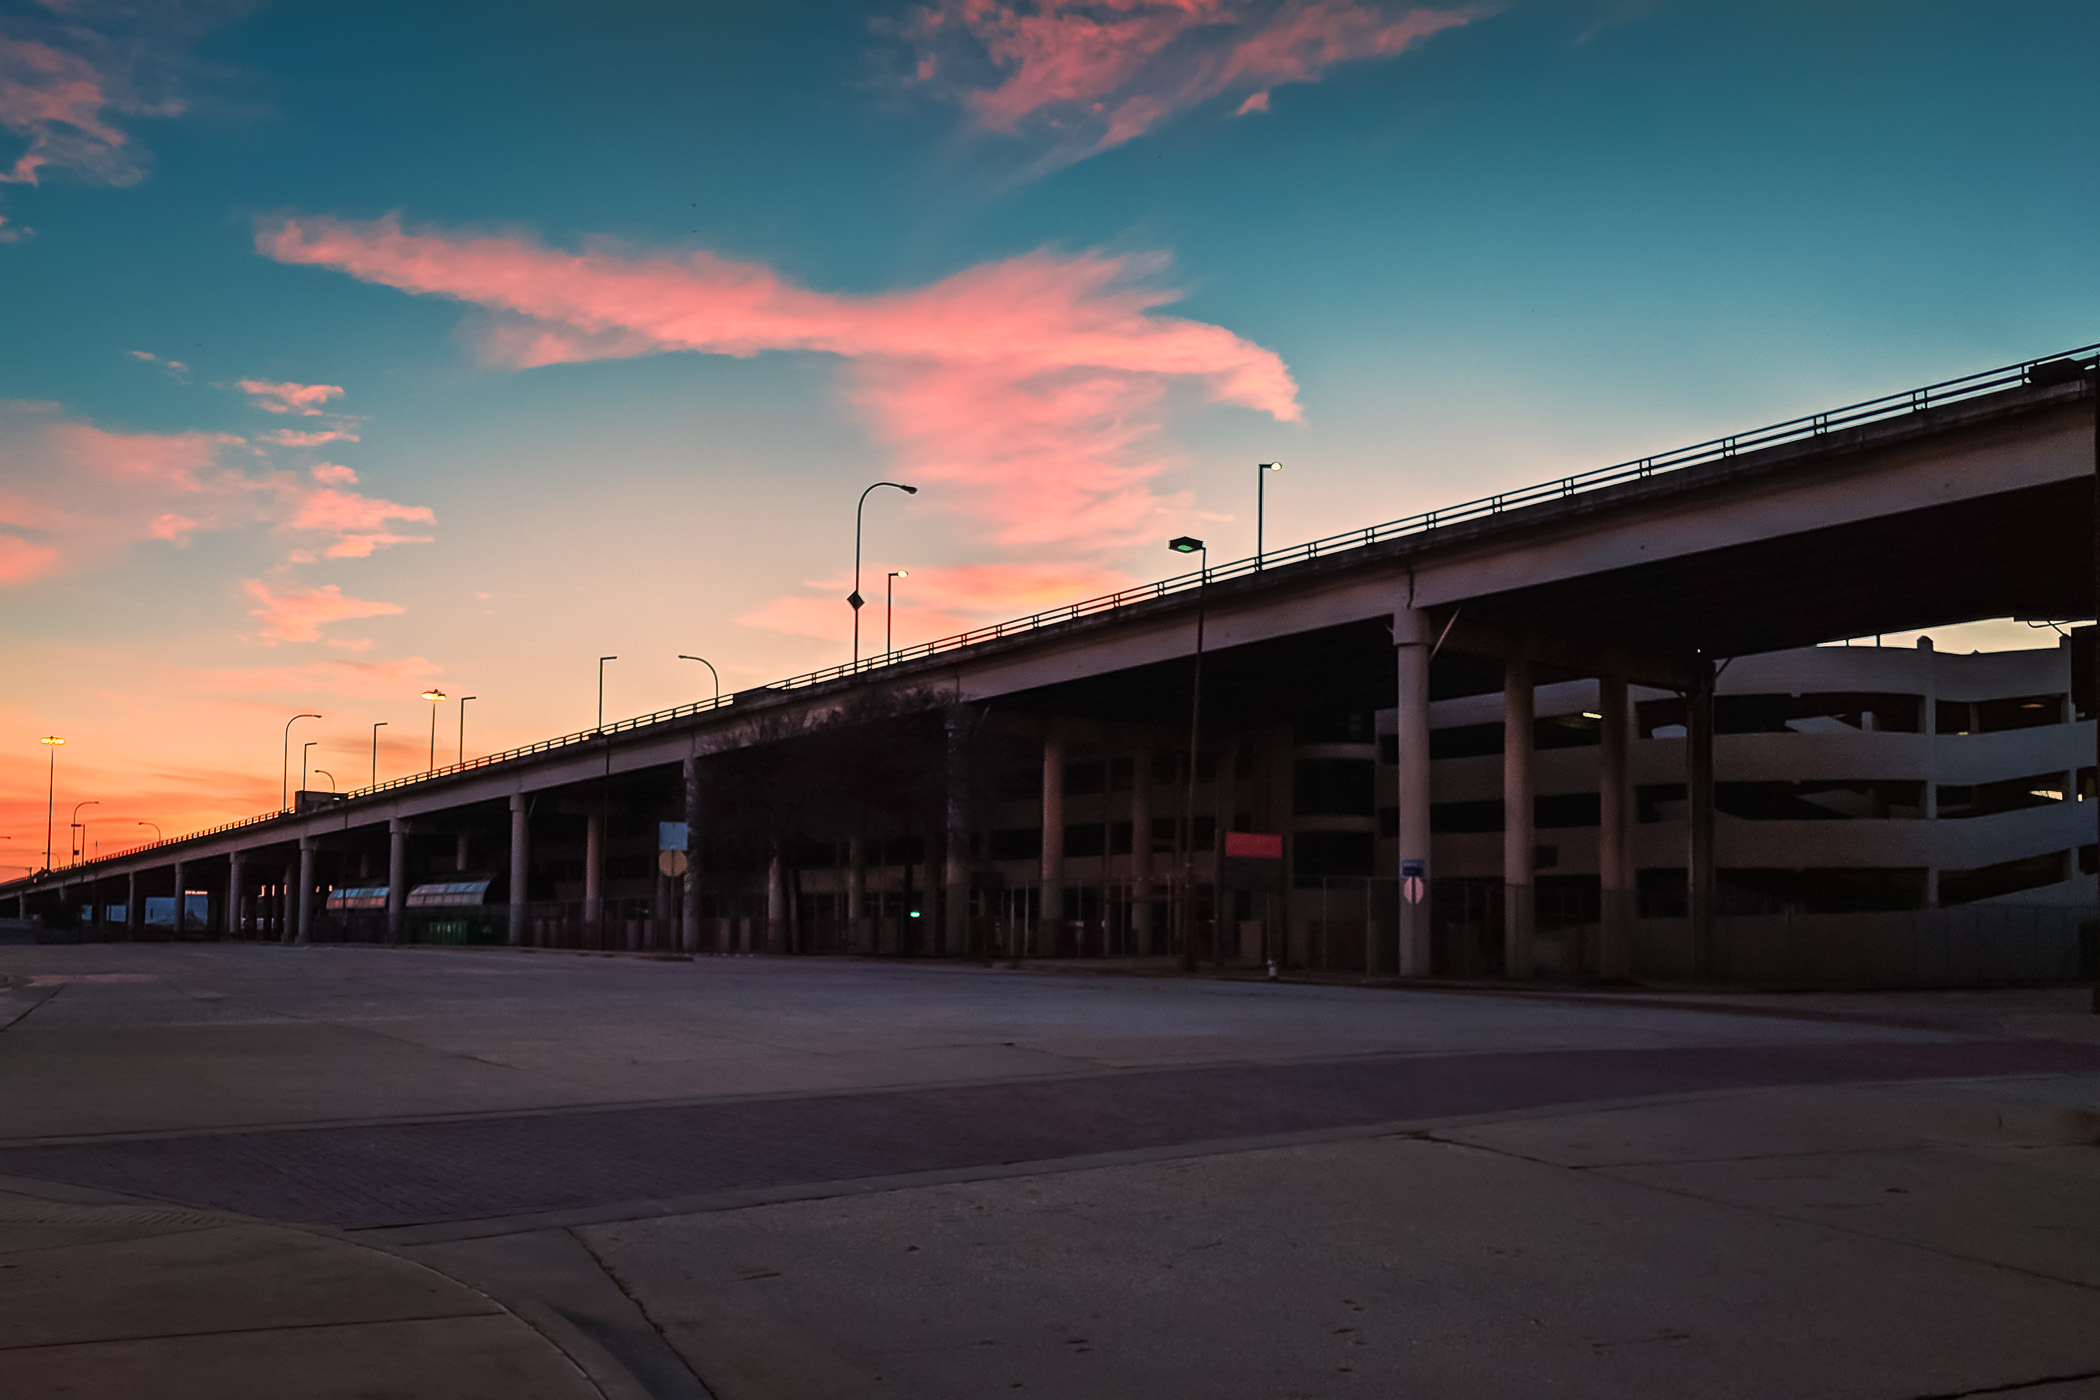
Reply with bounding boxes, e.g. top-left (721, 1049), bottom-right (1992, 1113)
top-left (9, 347), bottom-right (2099, 987)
